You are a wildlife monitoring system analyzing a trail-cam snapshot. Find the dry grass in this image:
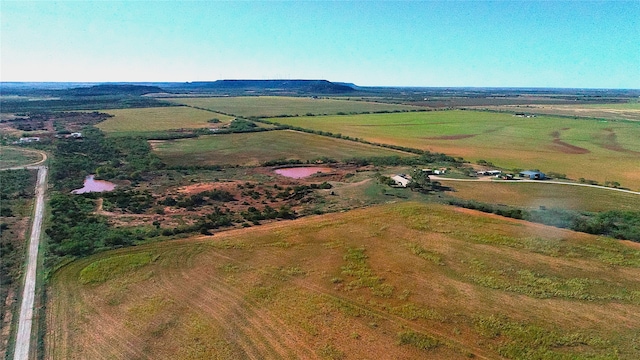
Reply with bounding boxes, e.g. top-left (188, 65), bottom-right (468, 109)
top-left (47, 203), bottom-right (640, 359)
top-left (96, 106), bottom-right (234, 134)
